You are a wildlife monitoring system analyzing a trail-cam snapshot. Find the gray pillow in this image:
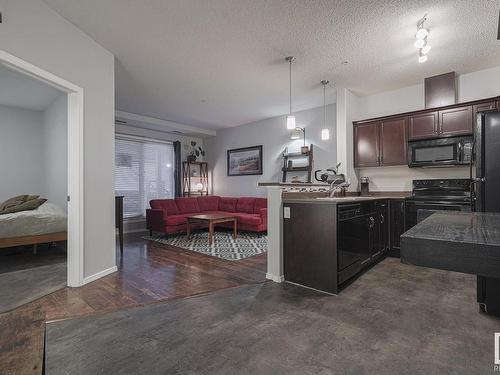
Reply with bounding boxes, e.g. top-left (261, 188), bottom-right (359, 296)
top-left (0, 198), bottom-right (47, 215)
top-left (0, 195), bottom-right (29, 211)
